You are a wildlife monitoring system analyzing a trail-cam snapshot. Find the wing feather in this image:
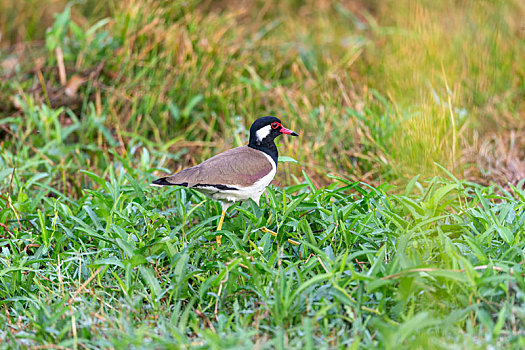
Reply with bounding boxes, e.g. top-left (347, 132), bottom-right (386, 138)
top-left (160, 146), bottom-right (274, 188)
